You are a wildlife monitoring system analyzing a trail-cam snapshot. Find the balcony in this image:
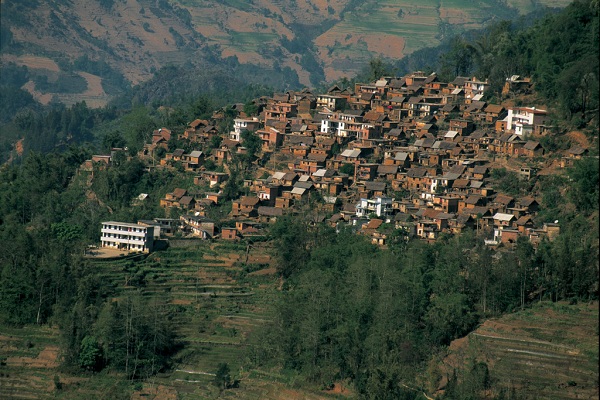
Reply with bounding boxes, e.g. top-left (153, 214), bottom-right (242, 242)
top-left (106, 234), bottom-right (147, 241)
top-left (102, 228), bottom-right (148, 238)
